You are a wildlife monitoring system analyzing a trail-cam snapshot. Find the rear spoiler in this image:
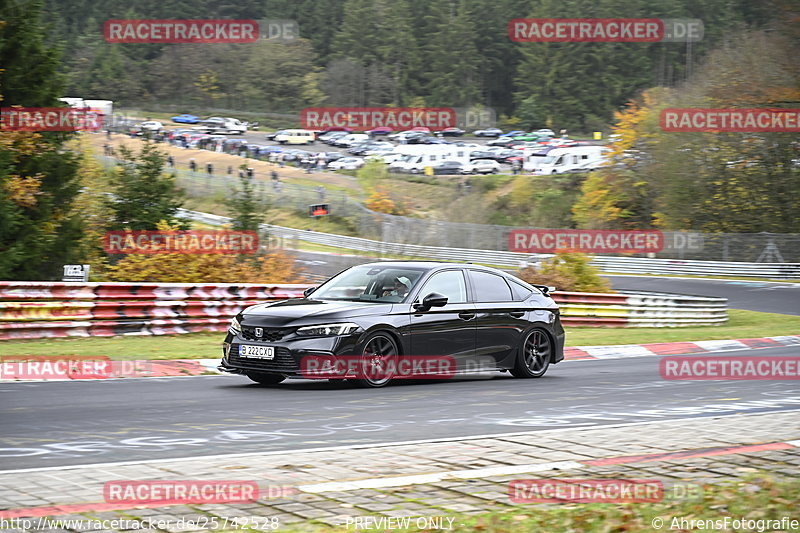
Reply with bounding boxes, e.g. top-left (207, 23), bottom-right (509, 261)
top-left (531, 284), bottom-right (556, 296)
